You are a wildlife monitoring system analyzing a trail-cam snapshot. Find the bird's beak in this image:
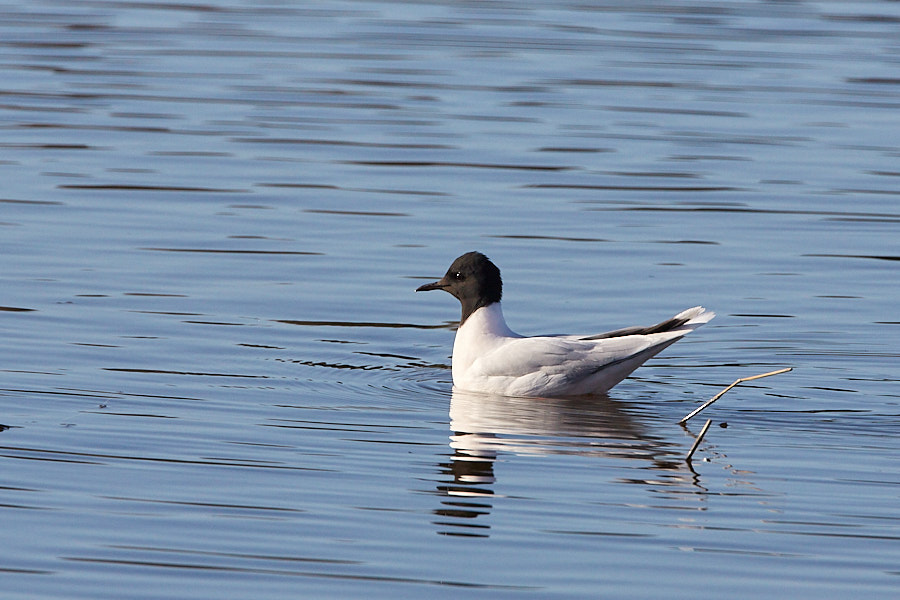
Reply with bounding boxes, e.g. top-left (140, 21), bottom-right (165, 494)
top-left (416, 279), bottom-right (447, 292)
